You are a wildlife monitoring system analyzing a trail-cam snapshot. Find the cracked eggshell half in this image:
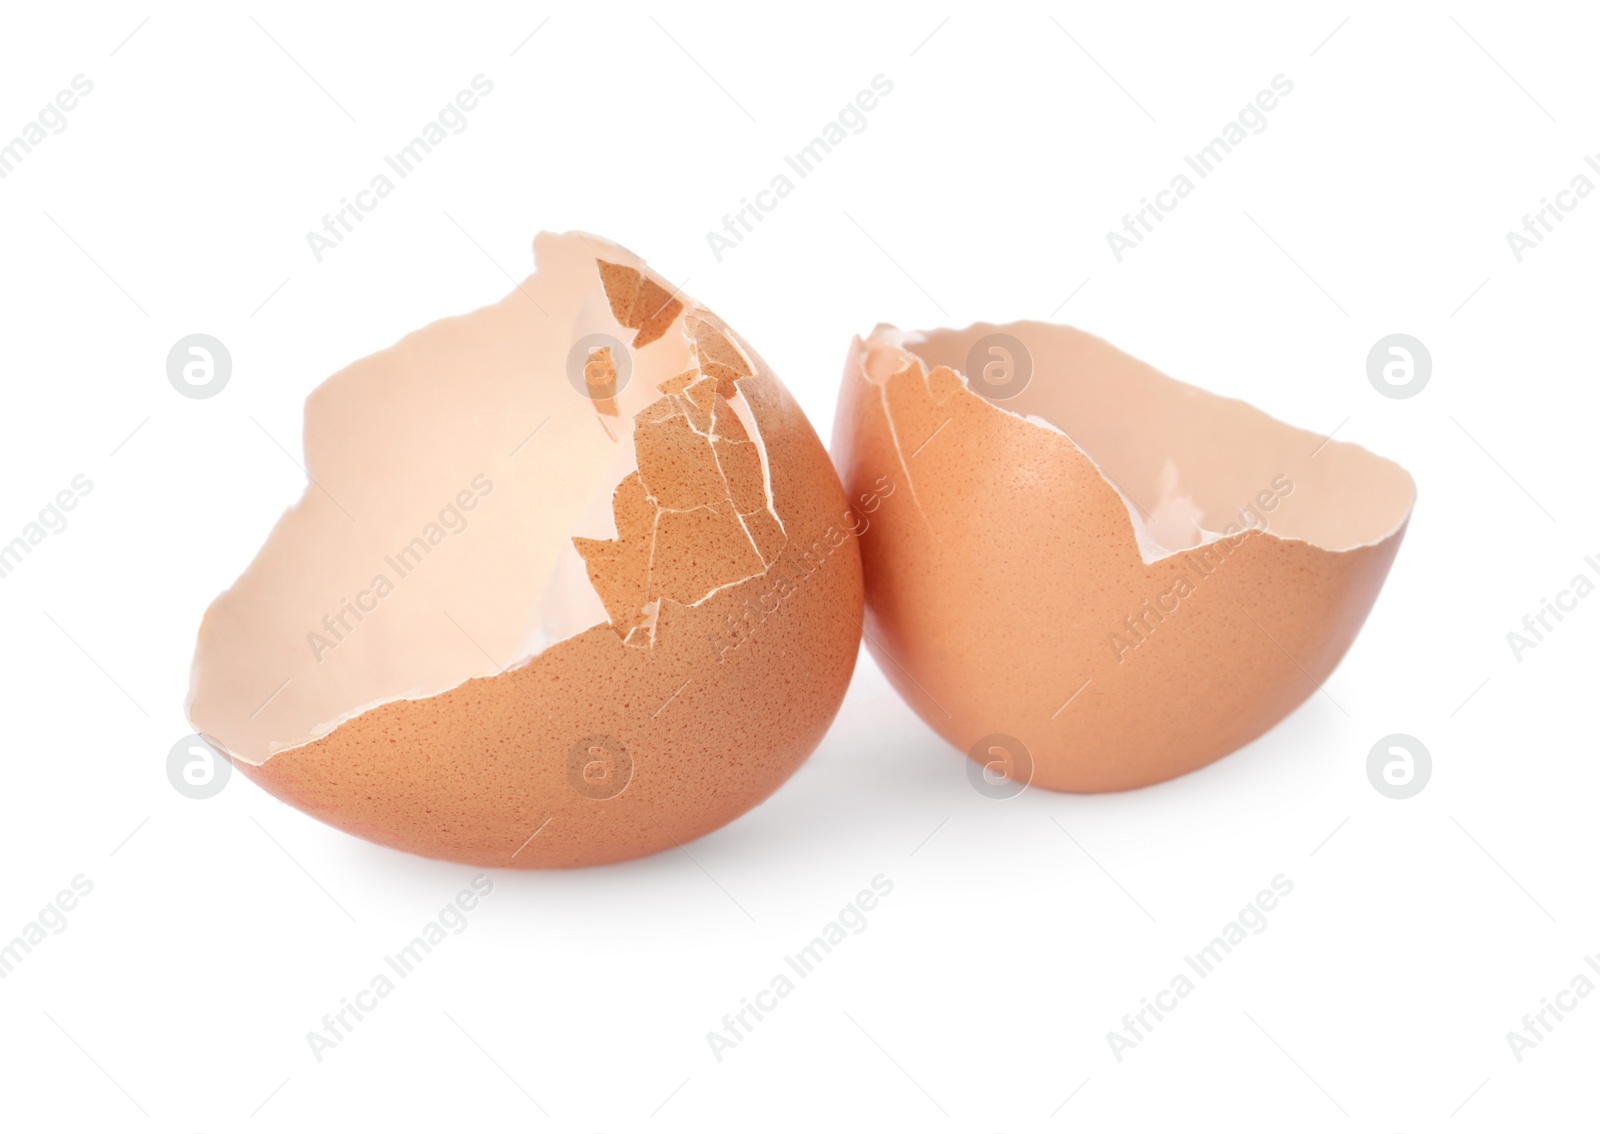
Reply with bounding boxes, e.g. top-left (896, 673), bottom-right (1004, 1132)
top-left (186, 232), bottom-right (863, 867)
top-left (833, 322), bottom-right (1415, 792)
